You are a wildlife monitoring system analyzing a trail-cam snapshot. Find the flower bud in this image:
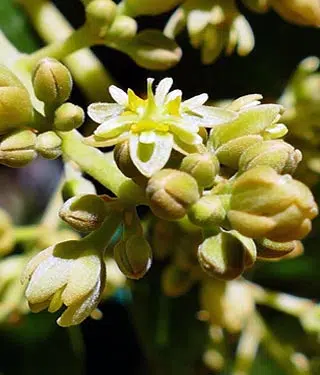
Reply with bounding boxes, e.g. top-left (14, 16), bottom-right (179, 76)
top-left (114, 141), bottom-right (141, 178)
top-left (228, 166), bottom-right (318, 241)
top-left (146, 169), bottom-right (200, 221)
top-left (242, 0), bottom-right (269, 13)
top-left (85, 0), bottom-right (117, 38)
top-left (59, 194), bottom-right (108, 232)
top-left (106, 15), bottom-right (137, 40)
top-left (239, 140), bottom-right (302, 174)
top-left (113, 235), bottom-right (152, 279)
top-left (198, 229), bottom-right (256, 280)
top-left (36, 131), bottom-right (62, 160)
top-left (62, 176), bottom-right (96, 201)
top-left (161, 264), bottom-right (193, 297)
top-left (32, 58), bottom-right (73, 107)
top-left (122, 0), bottom-right (183, 16)
top-left (270, 0), bottom-right (320, 27)
top-left (255, 237), bottom-right (300, 259)
top-left (188, 195), bottom-right (226, 228)
top-left (180, 153), bottom-right (220, 188)
top-left (0, 129), bottom-right (37, 167)
top-left (125, 30), bottom-right (182, 70)
top-left (0, 64), bottom-right (33, 134)
top-left (53, 103), bottom-right (85, 131)
top-left (0, 209), bottom-right (14, 256)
